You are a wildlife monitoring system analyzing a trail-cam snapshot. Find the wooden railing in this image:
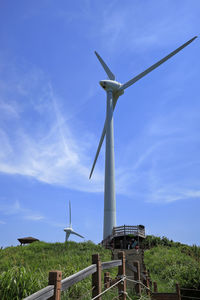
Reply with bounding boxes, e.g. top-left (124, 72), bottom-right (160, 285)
top-left (102, 225), bottom-right (145, 248)
top-left (152, 282), bottom-right (181, 300)
top-left (24, 252), bottom-right (127, 300)
top-left (113, 225), bottom-right (145, 238)
top-left (180, 287), bottom-right (200, 299)
top-left (152, 282), bottom-right (200, 300)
